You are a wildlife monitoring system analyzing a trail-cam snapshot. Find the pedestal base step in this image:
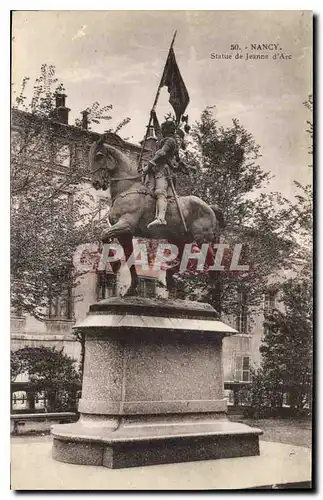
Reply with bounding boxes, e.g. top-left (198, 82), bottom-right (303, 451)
top-left (52, 420), bottom-right (262, 469)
